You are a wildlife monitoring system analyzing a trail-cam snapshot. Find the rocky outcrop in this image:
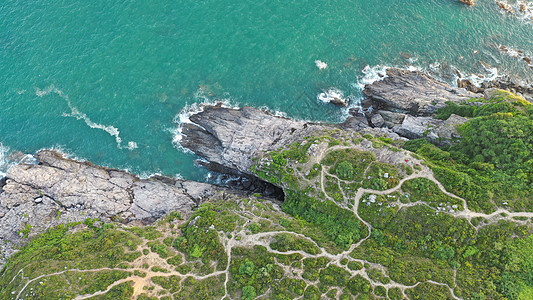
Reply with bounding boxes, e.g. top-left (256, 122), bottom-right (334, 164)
top-left (179, 69), bottom-right (484, 177)
top-left (459, 0), bottom-right (475, 6)
top-left (0, 150), bottom-right (246, 268)
top-left (363, 68), bottom-right (482, 116)
top-left (181, 106), bottom-right (330, 176)
top-left (392, 114), bottom-right (469, 146)
top-left (317, 89), bottom-right (351, 106)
